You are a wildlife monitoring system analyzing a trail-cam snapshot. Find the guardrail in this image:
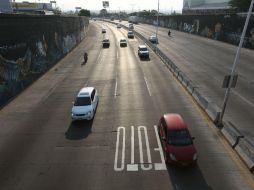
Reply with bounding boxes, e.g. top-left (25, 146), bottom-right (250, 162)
top-left (104, 20), bottom-right (254, 172)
